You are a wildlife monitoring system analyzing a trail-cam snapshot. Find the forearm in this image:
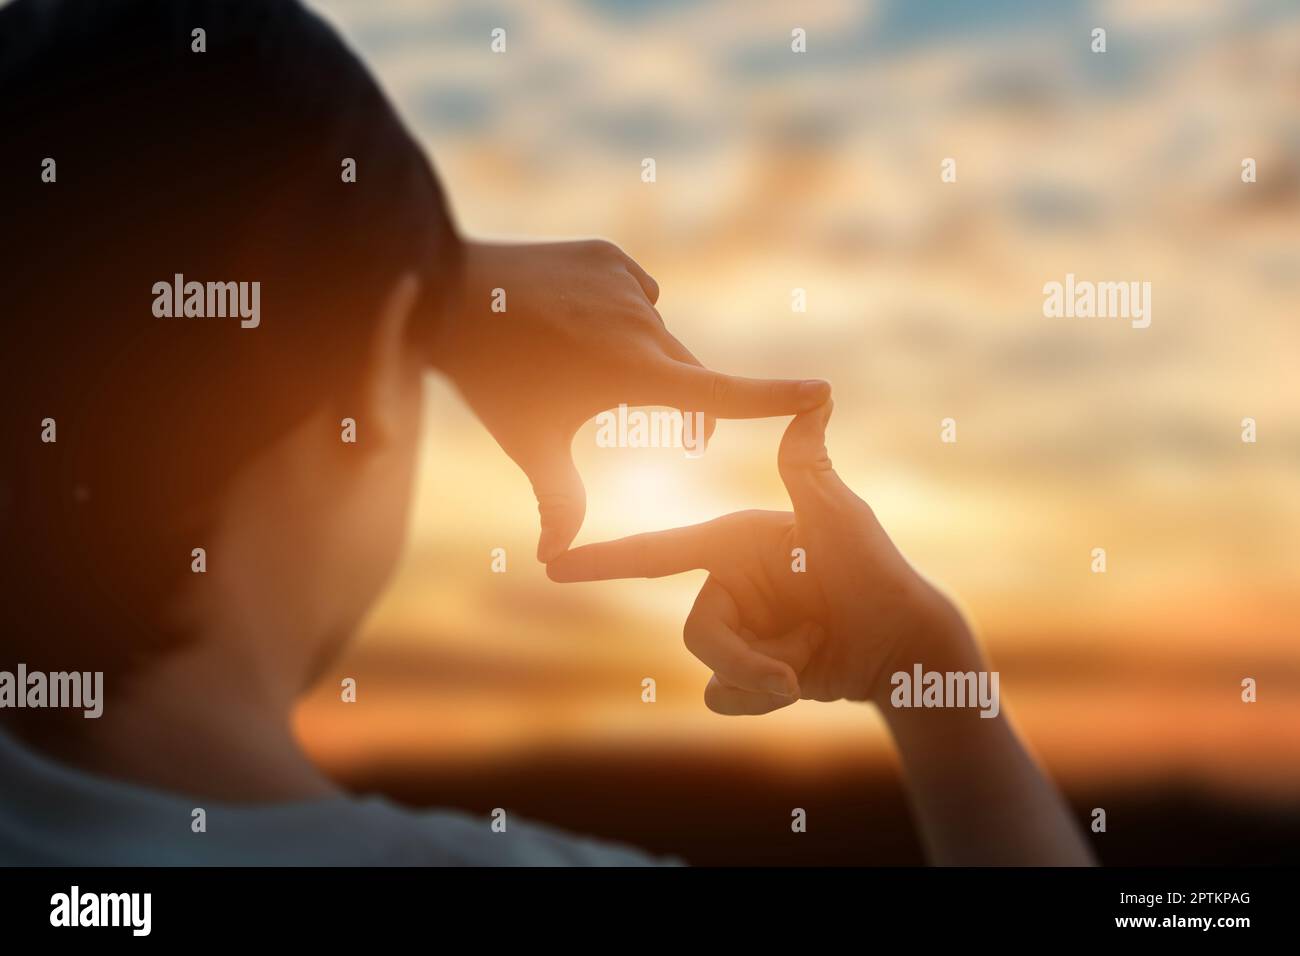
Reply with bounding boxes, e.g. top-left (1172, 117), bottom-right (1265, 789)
top-left (876, 618), bottom-right (1095, 866)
